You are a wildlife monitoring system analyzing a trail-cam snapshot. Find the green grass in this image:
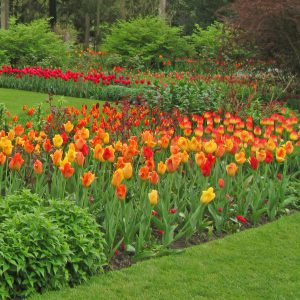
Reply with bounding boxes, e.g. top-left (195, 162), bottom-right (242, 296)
top-left (31, 212), bottom-right (300, 300)
top-left (0, 88), bottom-right (102, 114)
